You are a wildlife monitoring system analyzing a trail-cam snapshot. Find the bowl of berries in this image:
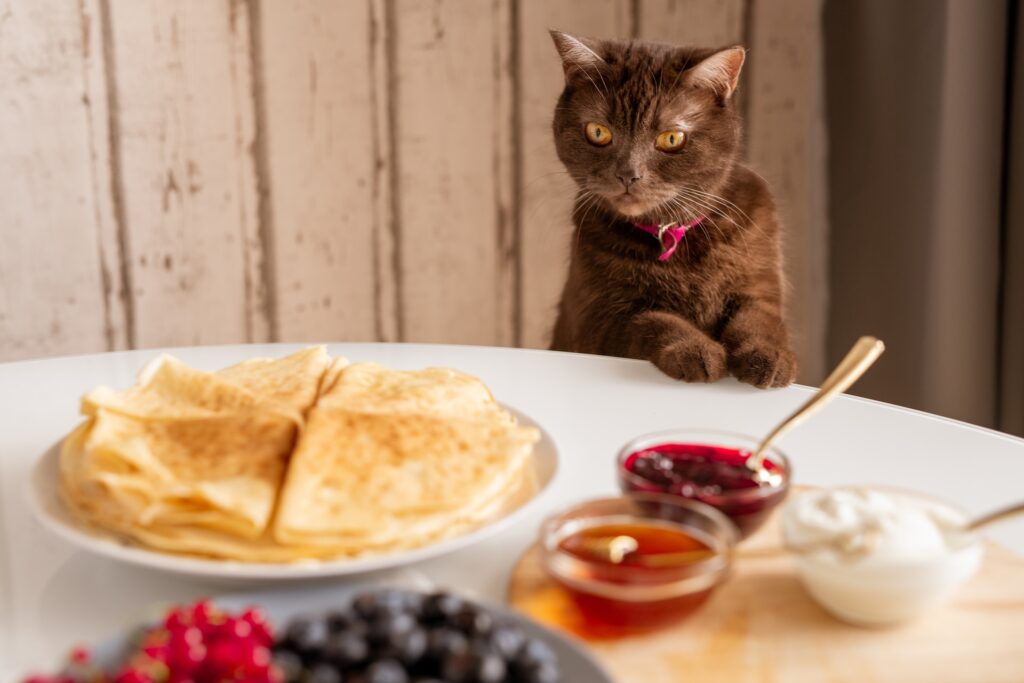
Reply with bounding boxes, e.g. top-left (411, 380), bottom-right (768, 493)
top-left (19, 587), bottom-right (612, 683)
